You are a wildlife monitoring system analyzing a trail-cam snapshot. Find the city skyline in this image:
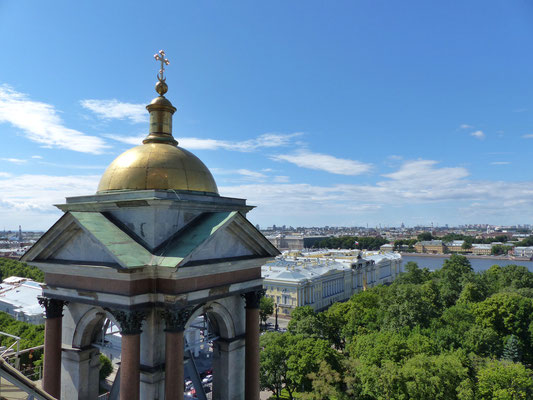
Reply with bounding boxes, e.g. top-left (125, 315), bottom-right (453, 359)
top-left (1, 1), bottom-right (533, 230)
